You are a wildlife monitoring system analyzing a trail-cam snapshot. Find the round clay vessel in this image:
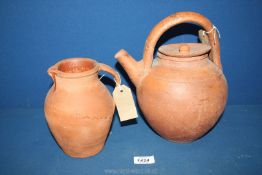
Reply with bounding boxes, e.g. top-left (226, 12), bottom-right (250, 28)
top-left (115, 12), bottom-right (228, 142)
top-left (44, 58), bottom-right (120, 158)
